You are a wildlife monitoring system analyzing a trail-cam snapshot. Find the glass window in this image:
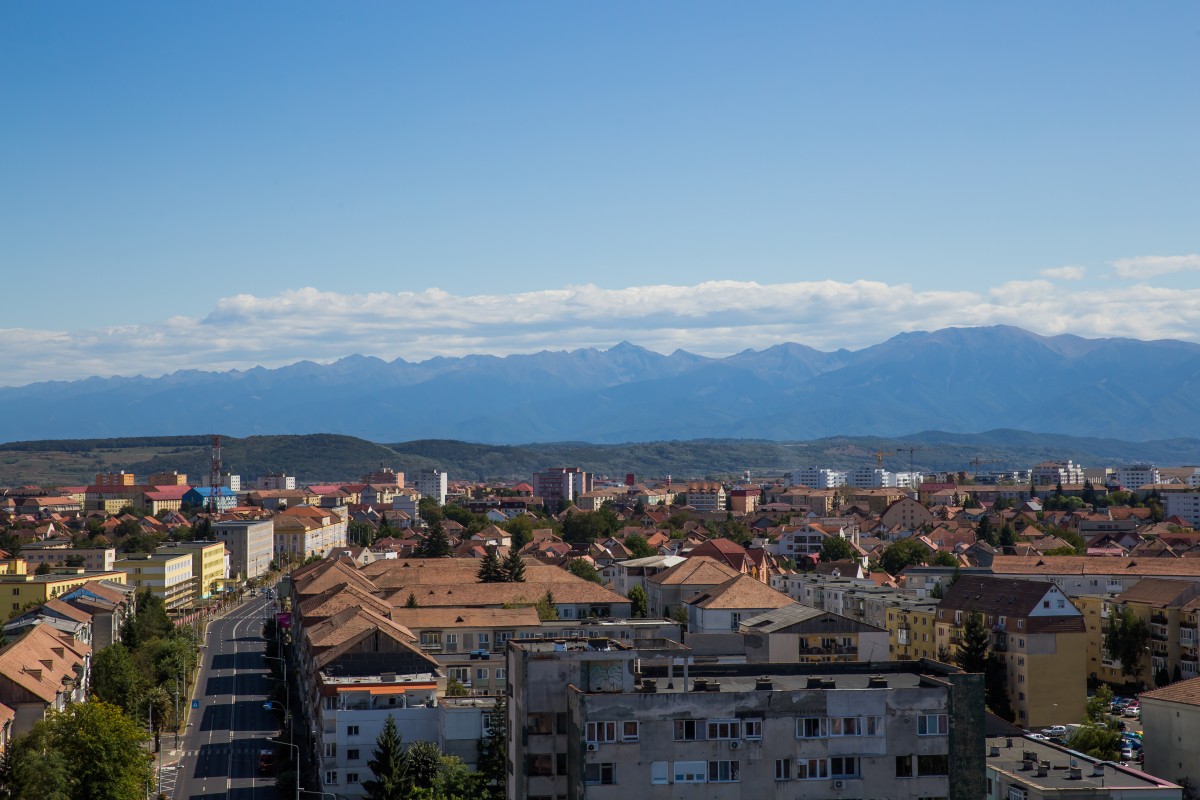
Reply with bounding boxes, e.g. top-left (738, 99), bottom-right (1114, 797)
top-left (797, 717), bottom-right (828, 738)
top-left (586, 721), bottom-right (617, 743)
top-left (865, 716), bottom-right (884, 735)
top-left (673, 760), bottom-right (706, 783)
top-left (797, 758), bottom-right (828, 780)
top-left (831, 717), bottom-right (861, 736)
top-left (650, 761), bottom-right (669, 785)
top-left (708, 760), bottom-right (740, 783)
top-left (621, 721), bottom-right (639, 742)
top-left (917, 754), bottom-right (949, 776)
top-left (896, 755), bottom-right (914, 777)
top-left (674, 720), bottom-right (702, 741)
top-left (917, 714), bottom-right (948, 735)
top-left (744, 719), bottom-right (762, 739)
top-left (583, 762), bottom-right (615, 785)
top-left (775, 758), bottom-right (792, 780)
top-left (831, 756), bottom-right (859, 777)
top-left (706, 720), bottom-right (741, 740)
